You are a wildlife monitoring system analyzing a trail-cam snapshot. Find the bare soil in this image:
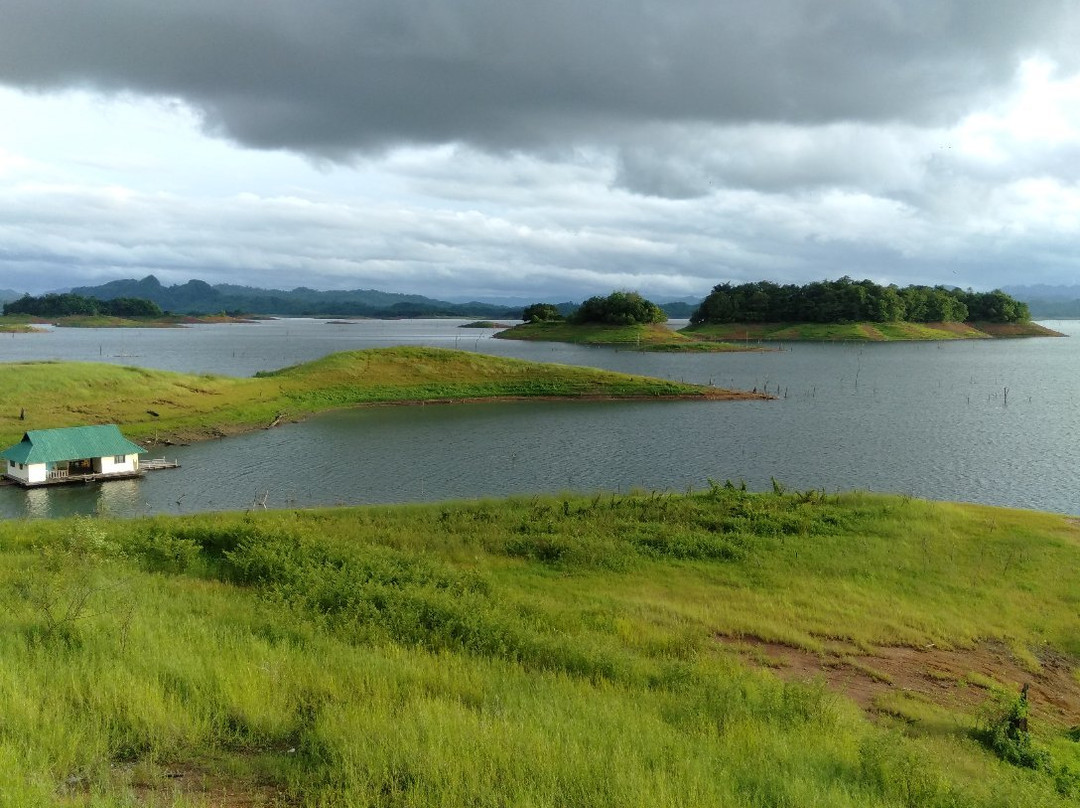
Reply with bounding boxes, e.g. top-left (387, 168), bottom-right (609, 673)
top-left (105, 761), bottom-right (296, 807)
top-left (720, 635), bottom-right (1080, 726)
